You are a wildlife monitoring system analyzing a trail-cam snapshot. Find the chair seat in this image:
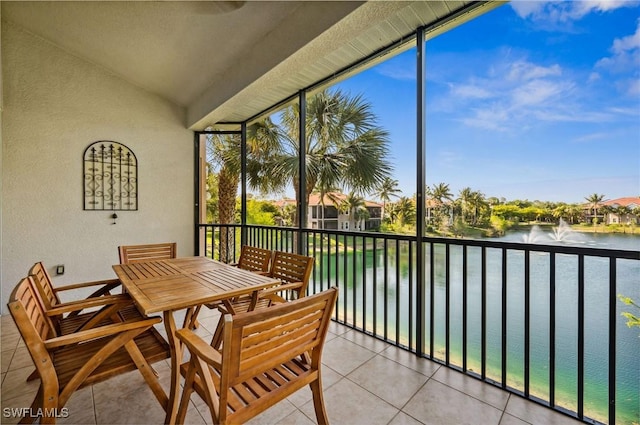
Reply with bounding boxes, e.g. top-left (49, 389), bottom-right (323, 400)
top-left (54, 328), bottom-right (170, 389)
top-left (179, 356), bottom-right (313, 419)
